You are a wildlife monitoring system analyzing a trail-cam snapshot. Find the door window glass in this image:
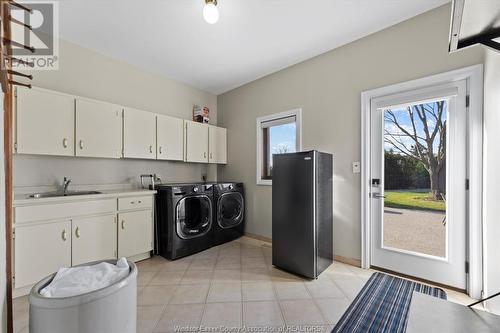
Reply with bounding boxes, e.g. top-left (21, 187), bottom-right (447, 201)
top-left (383, 100), bottom-right (448, 258)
